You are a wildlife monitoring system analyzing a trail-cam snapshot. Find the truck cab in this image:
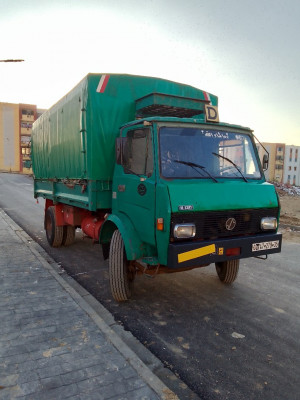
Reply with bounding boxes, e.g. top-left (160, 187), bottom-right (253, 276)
top-left (101, 94), bottom-right (282, 301)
